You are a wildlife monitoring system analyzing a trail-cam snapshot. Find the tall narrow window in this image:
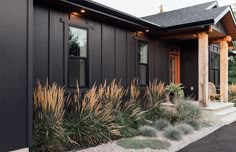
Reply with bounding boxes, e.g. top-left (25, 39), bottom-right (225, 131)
top-left (137, 41), bottom-right (148, 85)
top-left (209, 50), bottom-right (220, 86)
top-left (169, 48), bottom-right (180, 84)
top-left (68, 26), bottom-right (88, 88)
